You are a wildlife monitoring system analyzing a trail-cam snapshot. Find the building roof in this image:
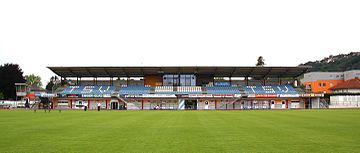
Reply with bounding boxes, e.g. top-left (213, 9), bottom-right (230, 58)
top-left (47, 66), bottom-right (311, 78)
top-left (330, 78), bottom-right (360, 90)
